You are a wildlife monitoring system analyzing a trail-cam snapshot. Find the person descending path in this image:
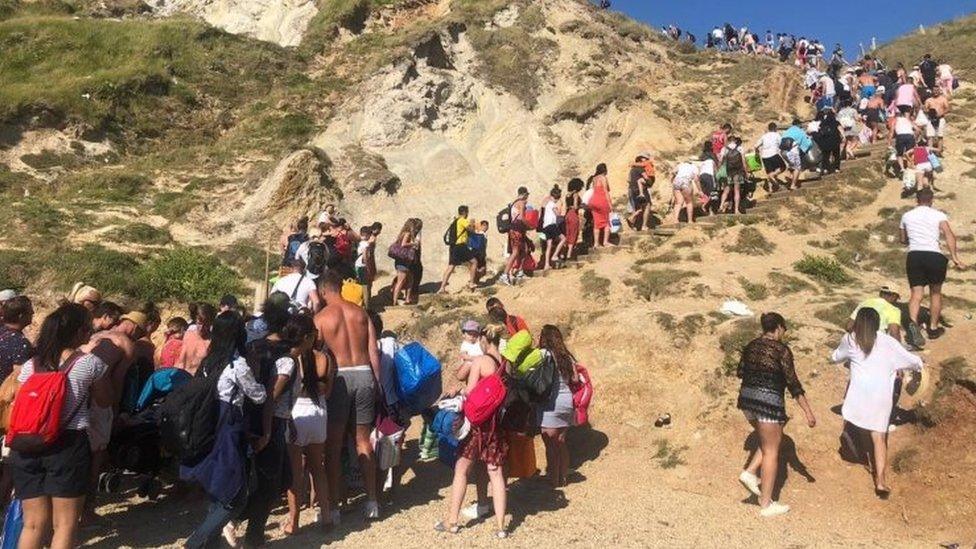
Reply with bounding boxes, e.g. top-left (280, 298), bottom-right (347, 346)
top-left (586, 164), bottom-right (614, 247)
